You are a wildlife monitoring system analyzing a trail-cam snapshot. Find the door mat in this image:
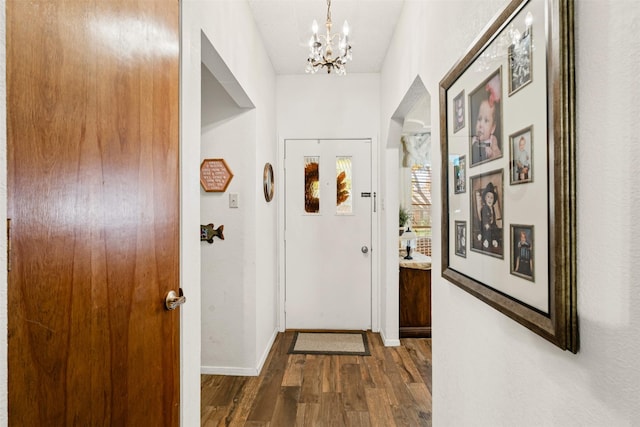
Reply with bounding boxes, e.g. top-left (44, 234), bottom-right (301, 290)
top-left (288, 331), bottom-right (371, 356)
